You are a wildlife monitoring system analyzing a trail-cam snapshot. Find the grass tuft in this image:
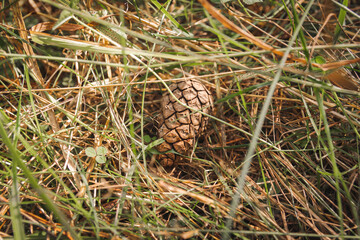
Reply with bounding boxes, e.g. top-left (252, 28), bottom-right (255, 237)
top-left (0, 0), bottom-right (359, 239)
